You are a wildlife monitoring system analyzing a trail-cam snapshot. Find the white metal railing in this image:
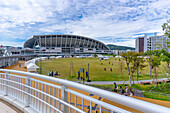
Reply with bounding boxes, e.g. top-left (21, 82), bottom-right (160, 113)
top-left (0, 69), bottom-right (169, 113)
